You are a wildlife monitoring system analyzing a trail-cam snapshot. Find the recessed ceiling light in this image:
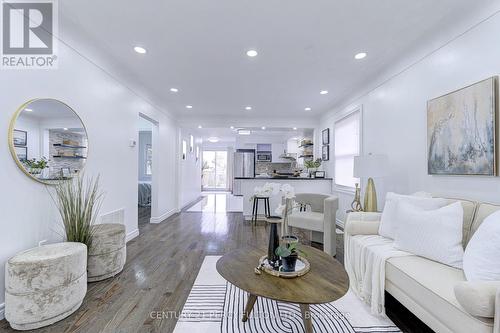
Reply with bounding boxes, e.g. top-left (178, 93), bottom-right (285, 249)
top-left (63, 128), bottom-right (68, 131)
top-left (261, 126), bottom-right (266, 130)
top-left (246, 49), bottom-right (258, 57)
top-left (24, 108), bottom-right (33, 112)
top-left (238, 129), bottom-right (251, 135)
top-left (207, 137), bottom-right (219, 143)
top-left (304, 107), bottom-right (312, 111)
top-left (245, 106), bottom-right (252, 110)
top-left (134, 46), bottom-right (147, 54)
top-left (170, 88), bottom-right (179, 93)
top-left (198, 125), bottom-right (202, 129)
top-left (186, 105), bottom-right (193, 109)
top-left (293, 127), bottom-right (297, 130)
top-left (230, 126), bottom-right (234, 129)
top-left (320, 90), bottom-right (328, 95)
top-left (354, 52), bottom-right (367, 60)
